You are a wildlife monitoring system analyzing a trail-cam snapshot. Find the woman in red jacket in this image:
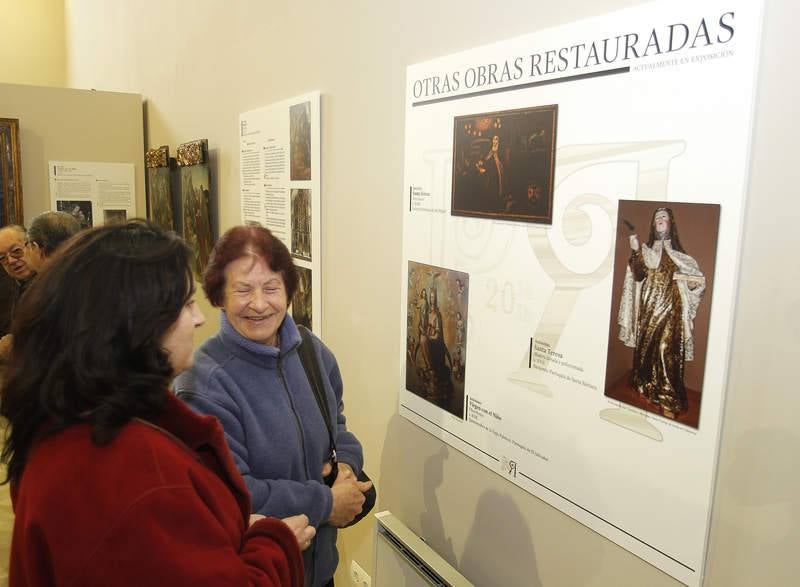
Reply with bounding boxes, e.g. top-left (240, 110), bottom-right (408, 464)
top-left (0, 220), bottom-right (311, 586)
